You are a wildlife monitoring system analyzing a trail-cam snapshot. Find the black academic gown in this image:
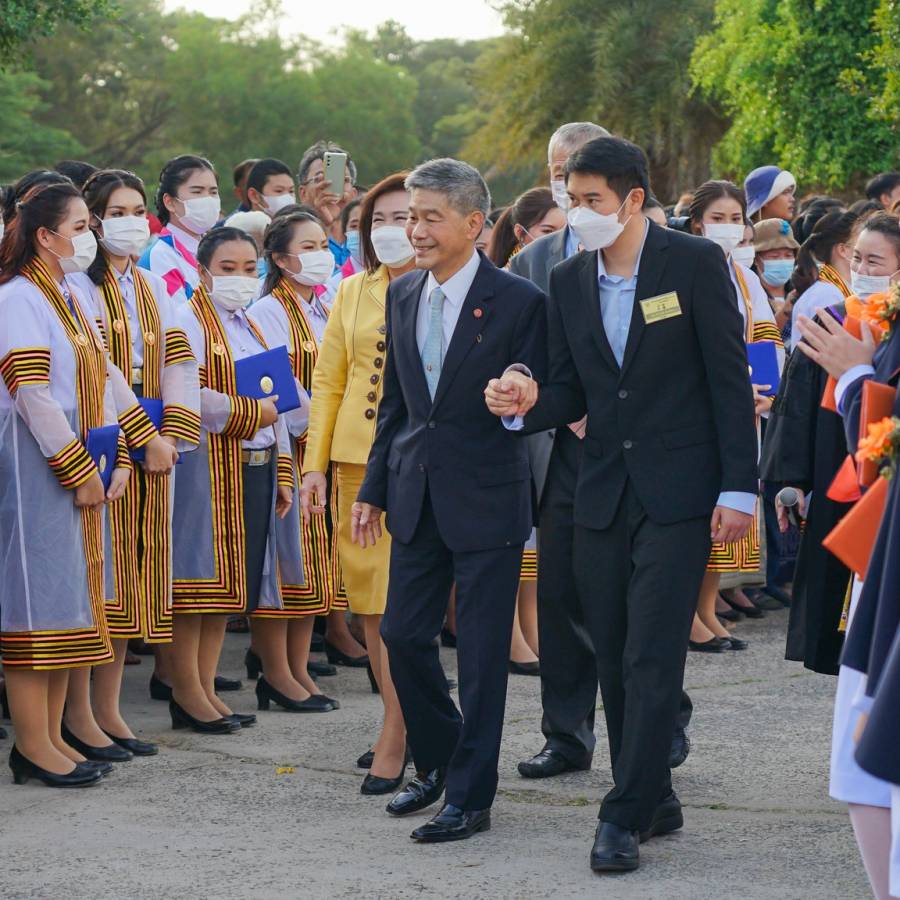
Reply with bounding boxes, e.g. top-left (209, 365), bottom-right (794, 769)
top-left (760, 307), bottom-right (853, 675)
